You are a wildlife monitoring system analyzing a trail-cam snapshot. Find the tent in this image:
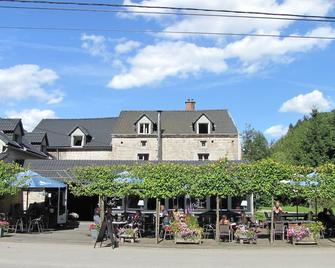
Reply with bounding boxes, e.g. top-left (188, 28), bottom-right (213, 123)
top-left (17, 170), bottom-right (67, 224)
